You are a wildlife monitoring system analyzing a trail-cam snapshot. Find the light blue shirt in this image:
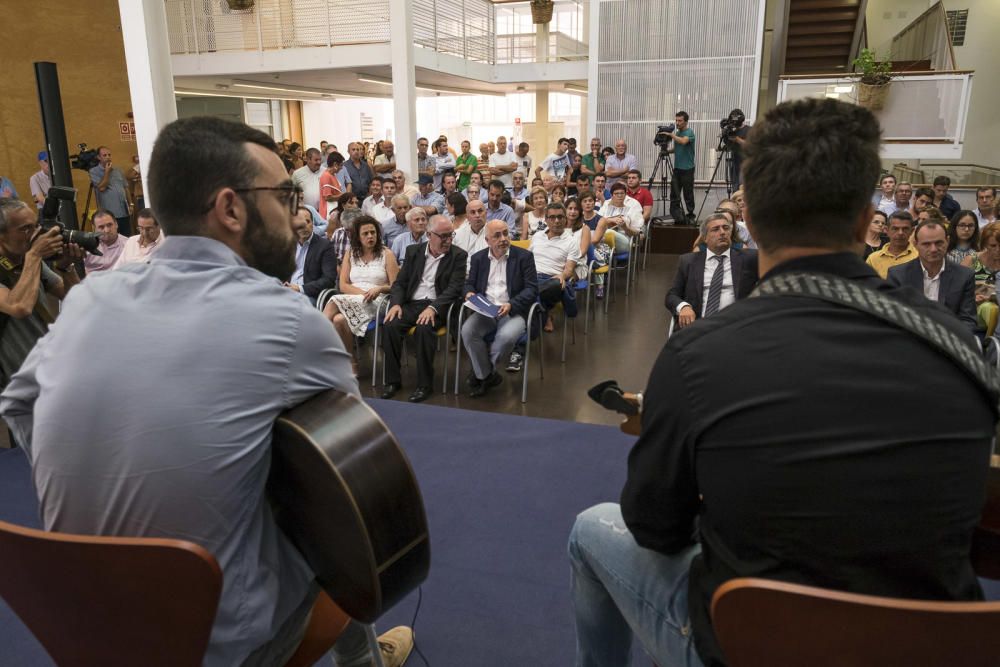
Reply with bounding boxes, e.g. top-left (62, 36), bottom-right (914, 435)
top-left (292, 233), bottom-right (313, 287)
top-left (0, 176), bottom-right (19, 199)
top-left (88, 165), bottom-right (130, 218)
top-left (486, 201), bottom-right (517, 236)
top-left (0, 236), bottom-right (359, 667)
top-left (411, 190), bottom-right (445, 215)
top-left (461, 187), bottom-right (488, 203)
top-left (381, 216), bottom-right (410, 248)
top-left (507, 186), bottom-right (529, 201)
top-left (391, 231), bottom-right (427, 264)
